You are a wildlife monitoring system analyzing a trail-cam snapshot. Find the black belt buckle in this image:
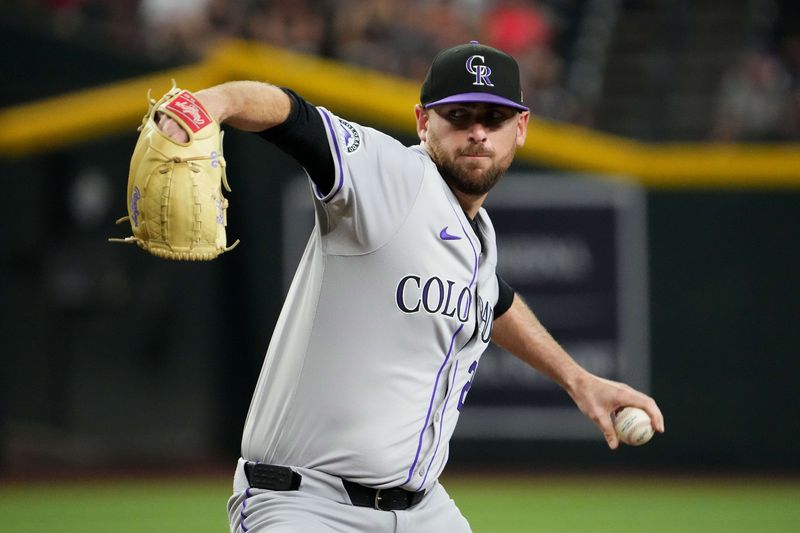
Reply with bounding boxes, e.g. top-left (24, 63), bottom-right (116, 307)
top-left (244, 462), bottom-right (302, 491)
top-left (373, 487), bottom-right (424, 511)
top-left (374, 488), bottom-right (385, 510)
